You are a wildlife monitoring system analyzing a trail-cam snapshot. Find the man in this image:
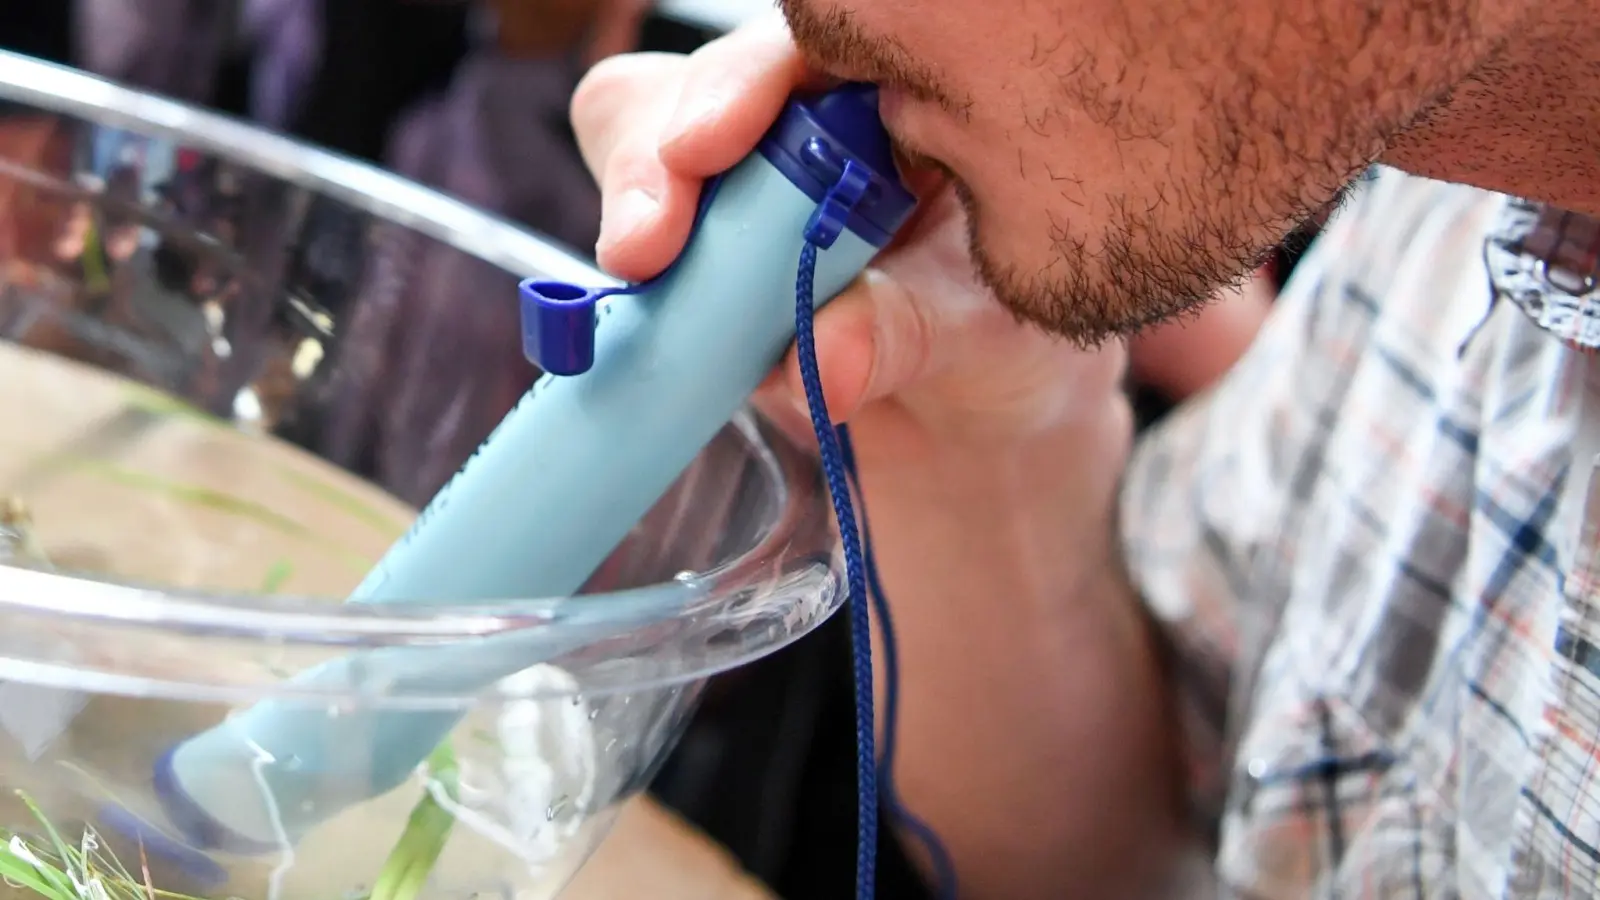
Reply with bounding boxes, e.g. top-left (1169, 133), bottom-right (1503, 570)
top-left (571, 1), bottom-right (1600, 897)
